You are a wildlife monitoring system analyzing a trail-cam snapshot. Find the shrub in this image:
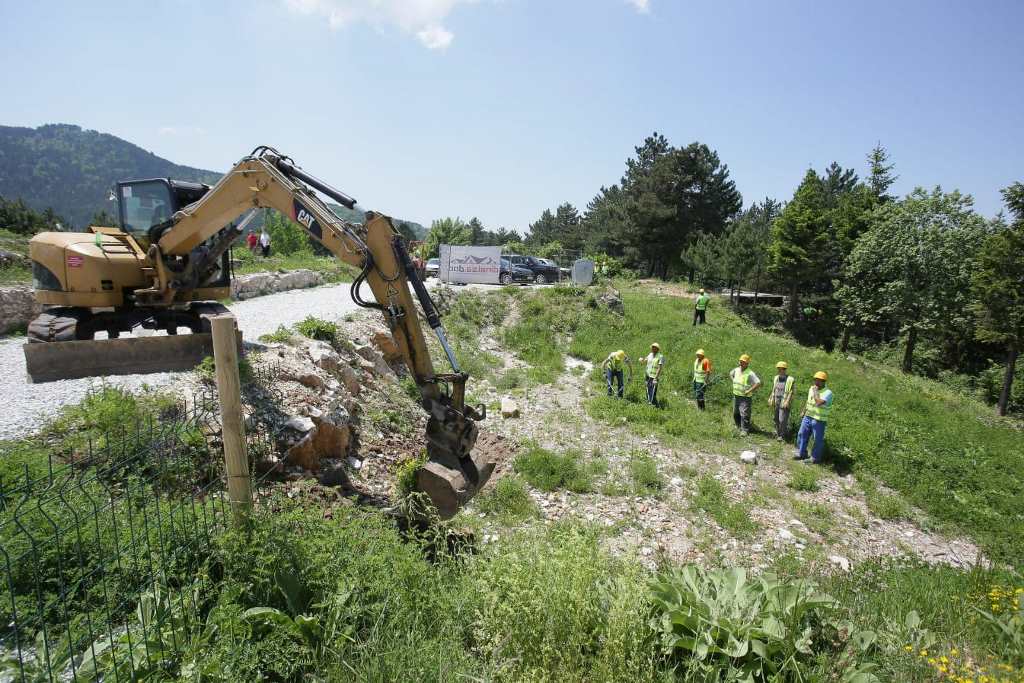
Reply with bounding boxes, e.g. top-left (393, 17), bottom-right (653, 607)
top-left (394, 451), bottom-right (426, 496)
top-left (195, 354), bottom-right (253, 385)
top-left (650, 565), bottom-right (836, 679)
top-left (258, 325), bottom-right (293, 343)
top-left (295, 315), bottom-right (338, 343)
top-left (514, 444), bottom-right (593, 493)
